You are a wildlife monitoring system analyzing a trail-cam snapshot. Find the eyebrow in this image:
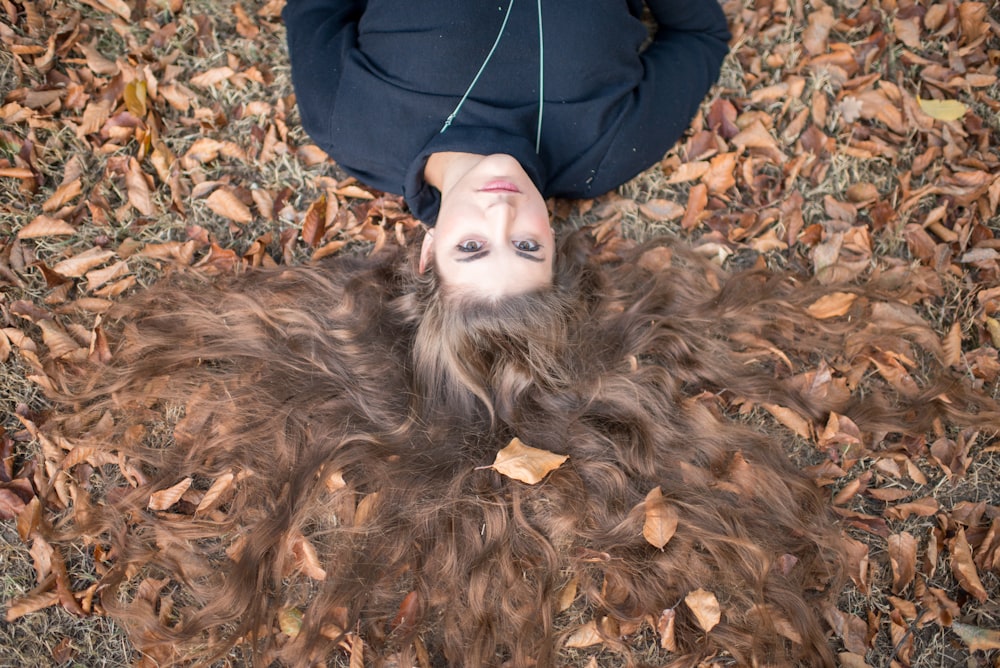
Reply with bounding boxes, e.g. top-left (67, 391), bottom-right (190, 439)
top-left (454, 250), bottom-right (545, 264)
